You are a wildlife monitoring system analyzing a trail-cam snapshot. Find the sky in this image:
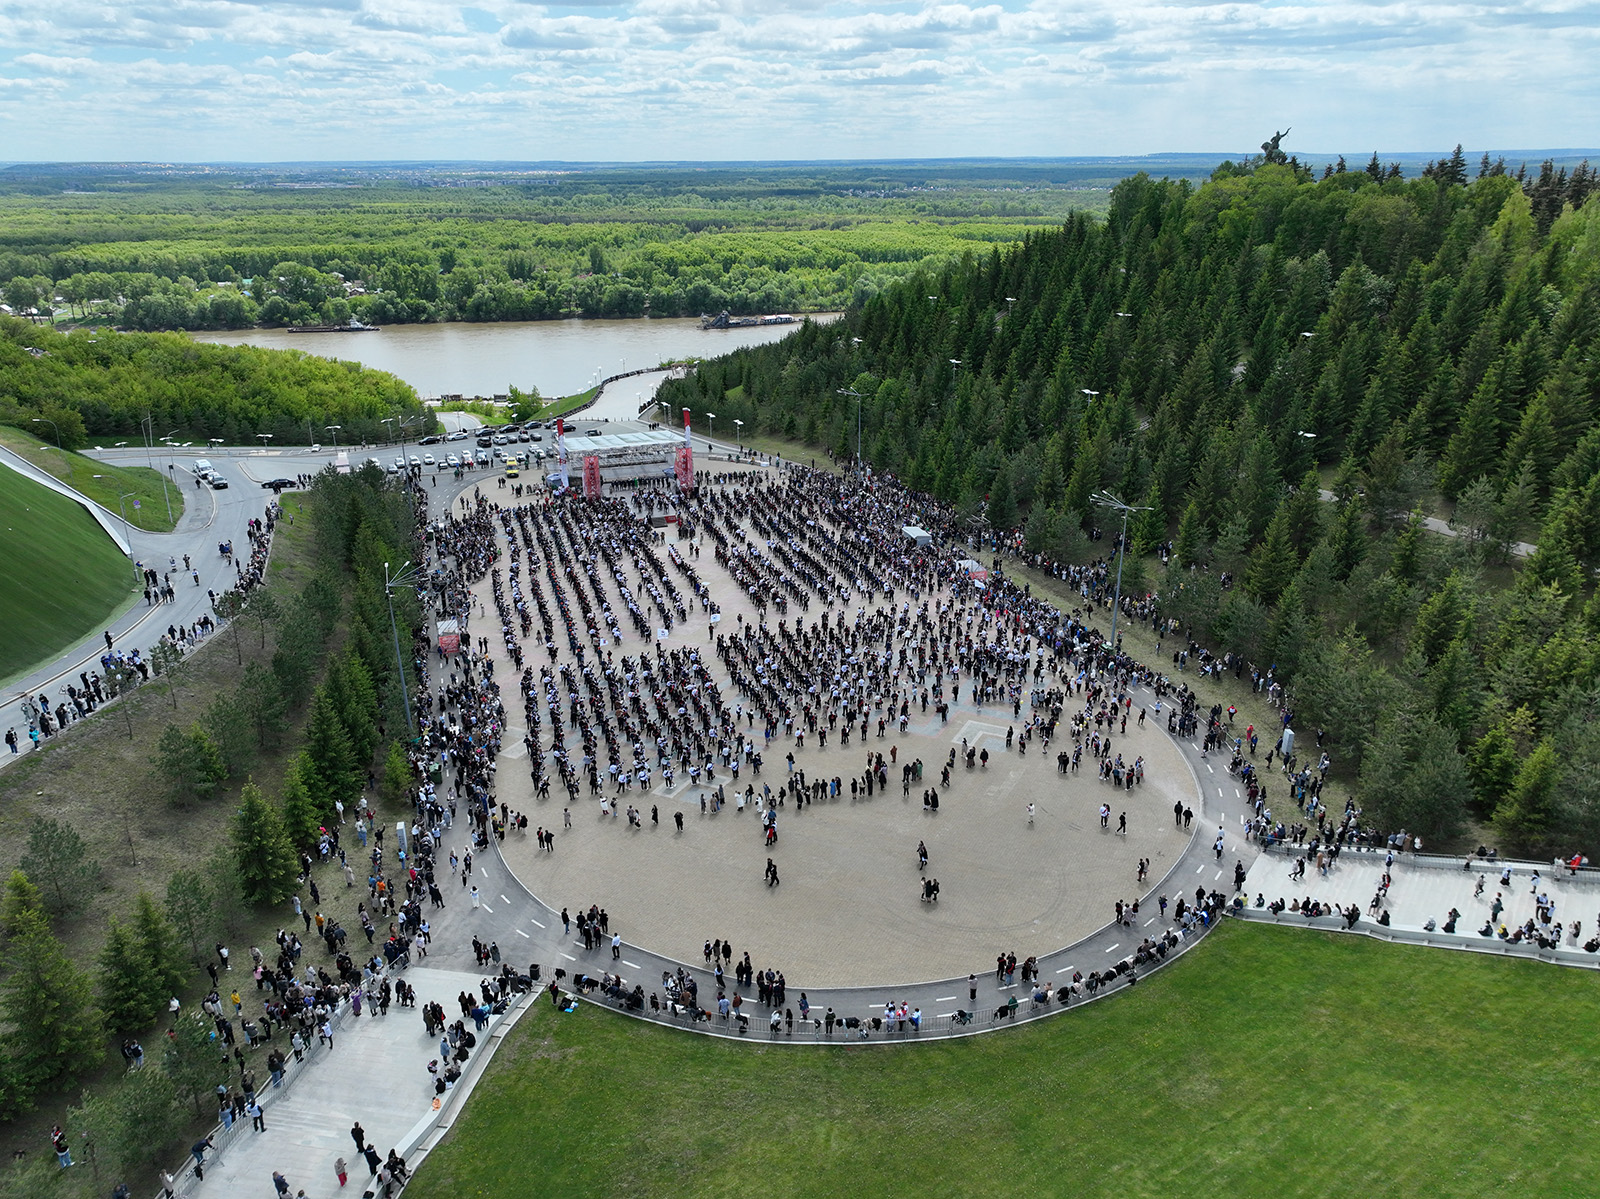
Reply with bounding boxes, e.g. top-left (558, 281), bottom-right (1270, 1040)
top-left (0, 0), bottom-right (1596, 162)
